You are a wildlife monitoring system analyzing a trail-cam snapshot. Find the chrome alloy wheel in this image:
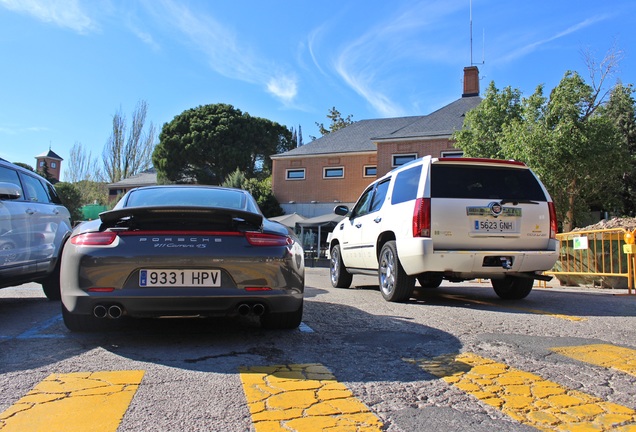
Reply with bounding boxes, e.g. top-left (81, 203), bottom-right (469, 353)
top-left (330, 246), bottom-right (341, 285)
top-left (379, 246), bottom-right (395, 297)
